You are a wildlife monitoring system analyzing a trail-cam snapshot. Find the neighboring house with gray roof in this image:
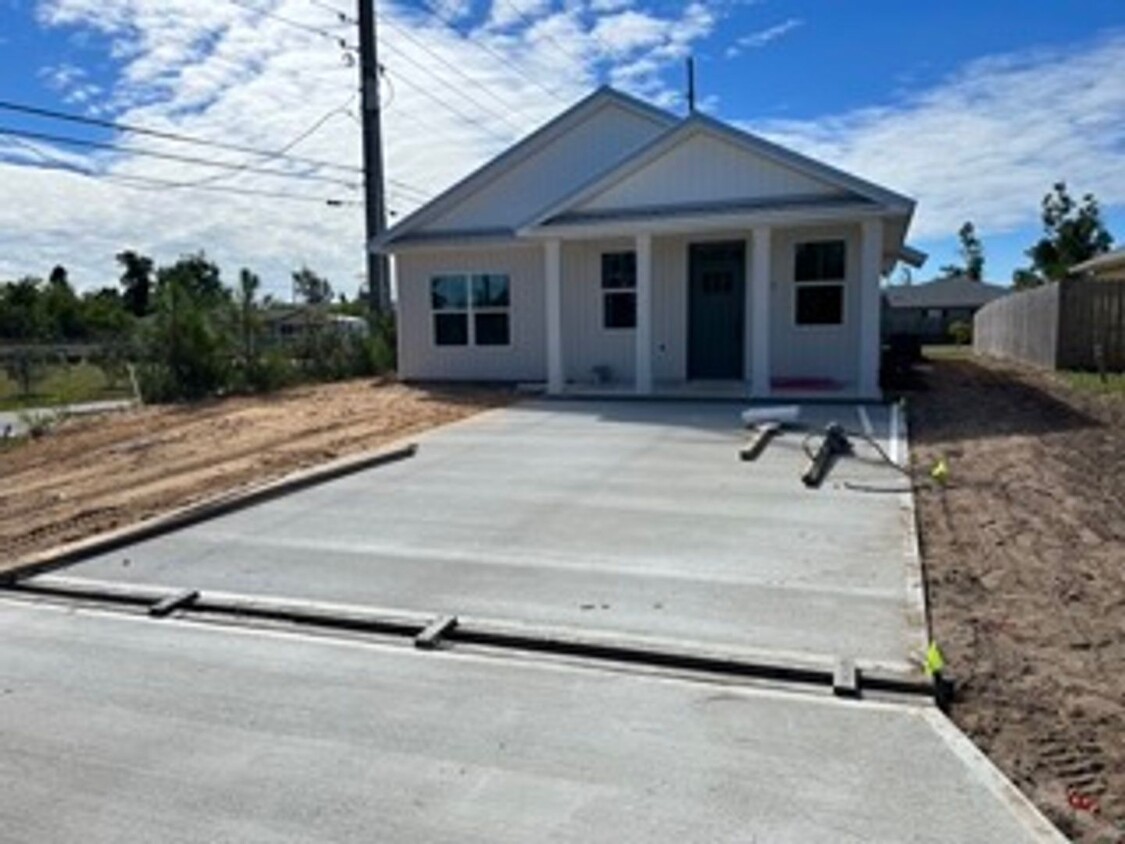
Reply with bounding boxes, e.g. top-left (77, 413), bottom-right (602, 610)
top-left (375, 87), bottom-right (925, 399)
top-left (883, 275), bottom-right (1009, 344)
top-left (1071, 247), bottom-right (1125, 281)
